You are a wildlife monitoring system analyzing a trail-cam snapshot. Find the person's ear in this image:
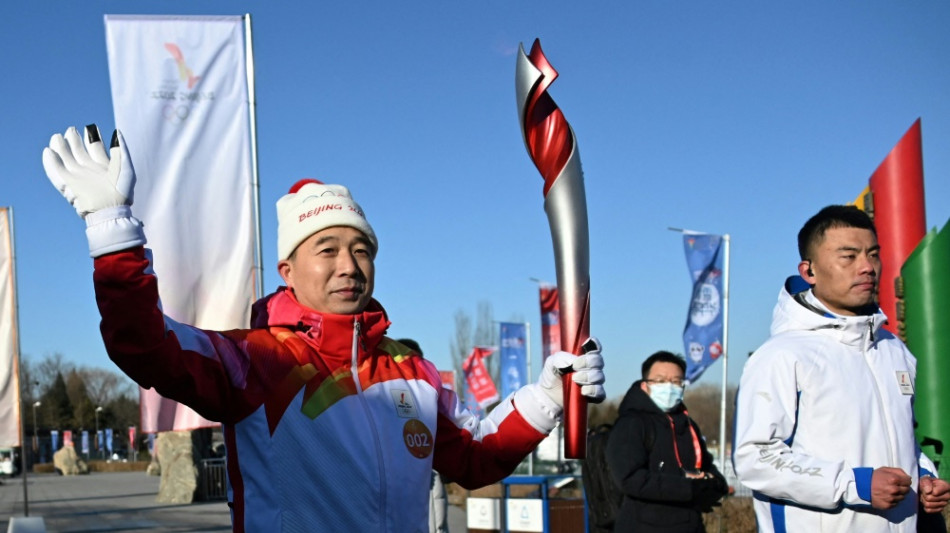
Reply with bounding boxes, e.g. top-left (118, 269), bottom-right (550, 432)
top-left (278, 259), bottom-right (294, 287)
top-left (640, 381), bottom-right (650, 394)
top-left (798, 260), bottom-right (816, 284)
